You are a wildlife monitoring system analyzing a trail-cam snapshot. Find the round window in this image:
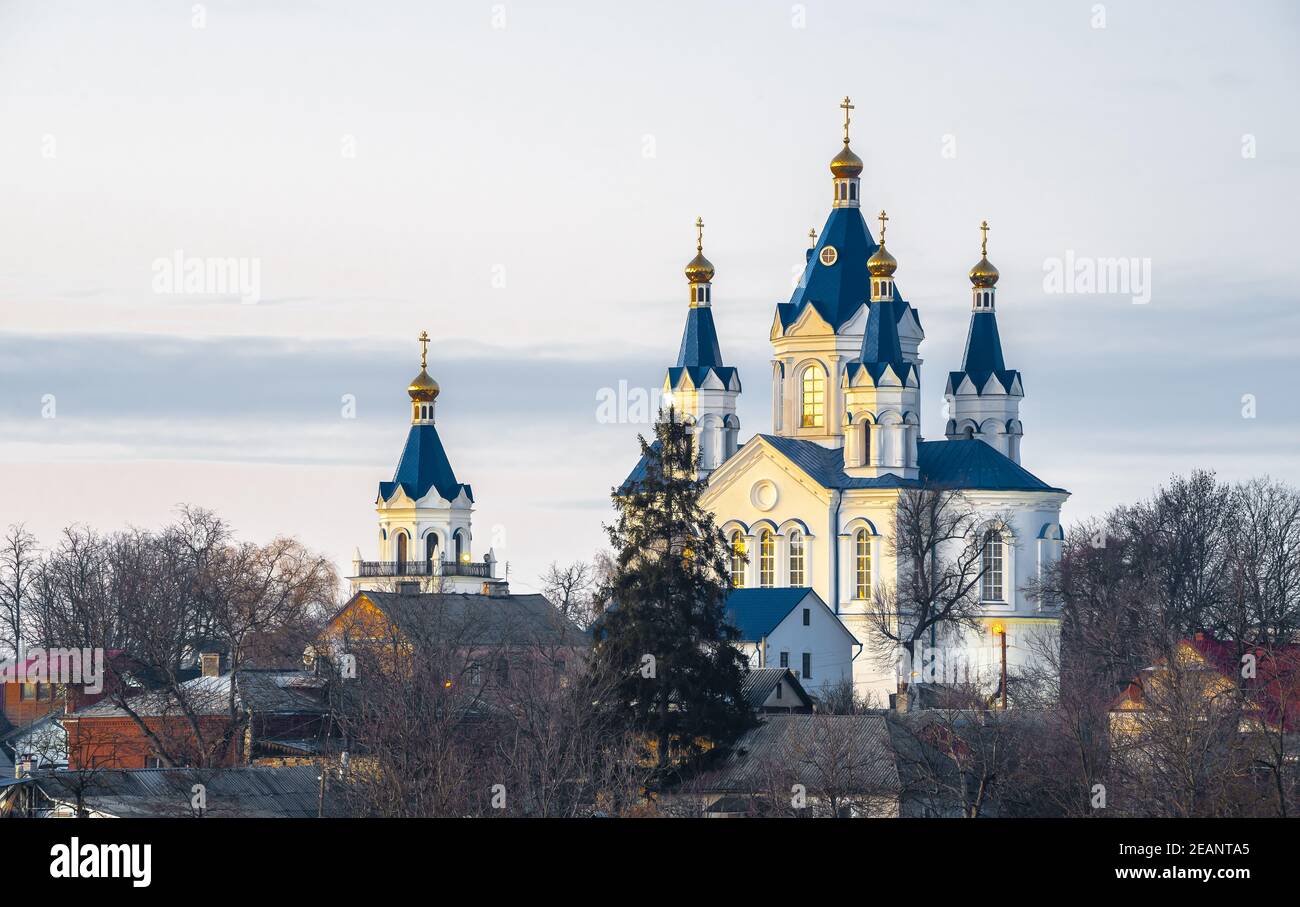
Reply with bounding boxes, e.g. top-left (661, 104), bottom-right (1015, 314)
top-left (819, 245), bottom-right (838, 266)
